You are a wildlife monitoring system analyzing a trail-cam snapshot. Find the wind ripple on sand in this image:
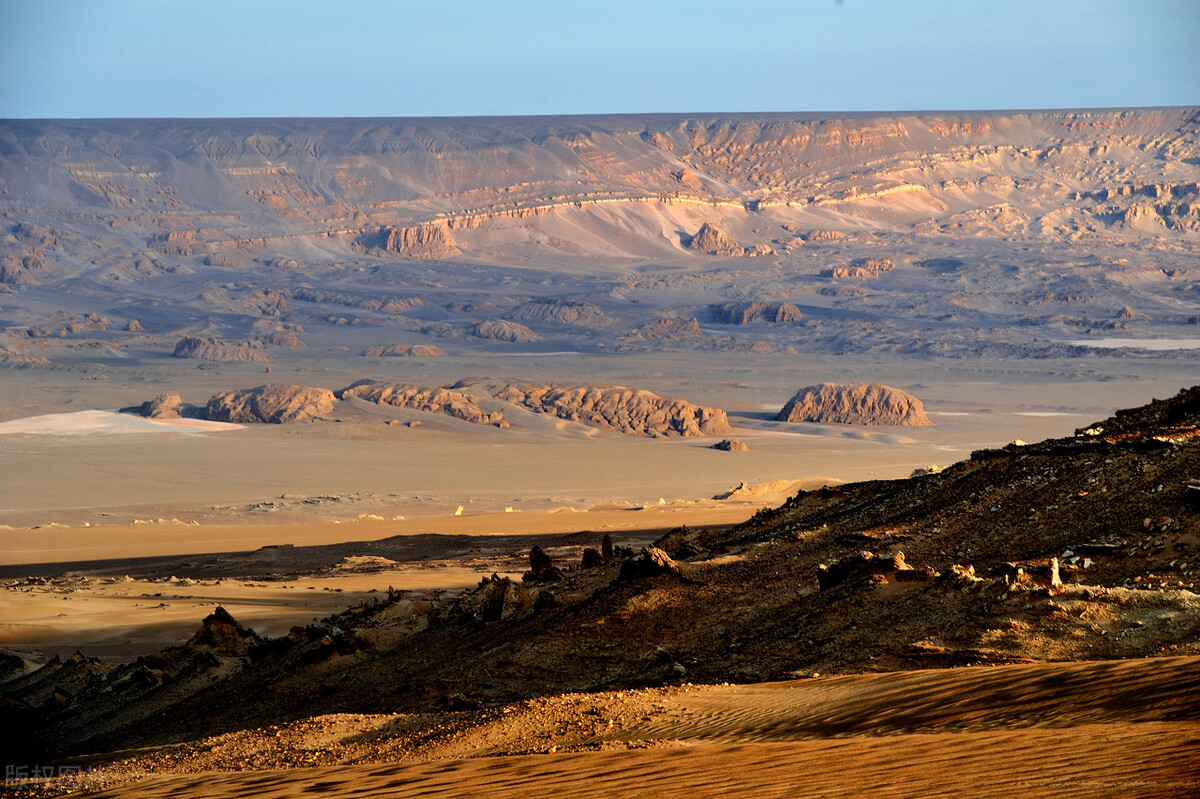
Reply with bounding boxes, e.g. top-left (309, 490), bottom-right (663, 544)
top-left (82, 657), bottom-right (1200, 798)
